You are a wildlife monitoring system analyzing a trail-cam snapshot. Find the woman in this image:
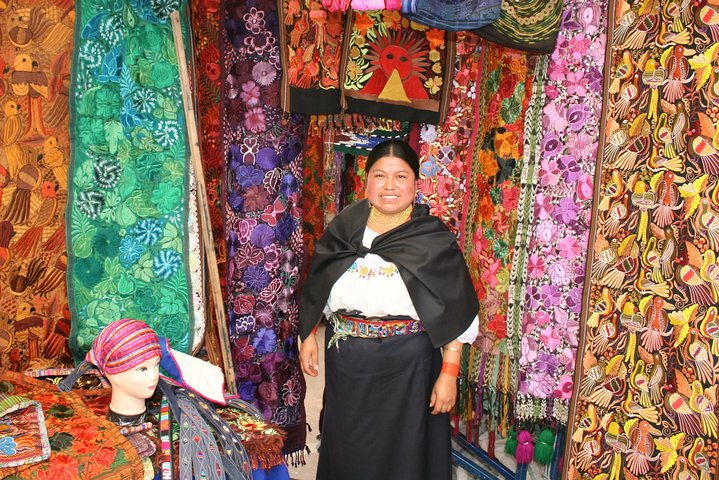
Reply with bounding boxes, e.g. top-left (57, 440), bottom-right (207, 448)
top-left (299, 139), bottom-right (479, 480)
